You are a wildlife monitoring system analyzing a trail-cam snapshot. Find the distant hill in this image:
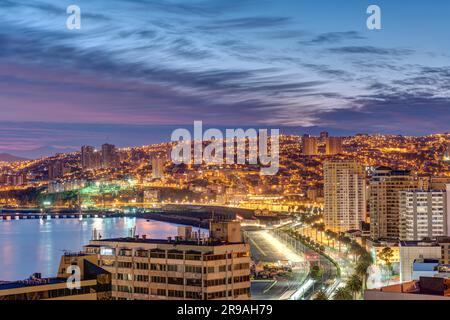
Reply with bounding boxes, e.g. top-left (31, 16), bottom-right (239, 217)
top-left (0, 153), bottom-right (29, 162)
top-left (9, 146), bottom-right (78, 159)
